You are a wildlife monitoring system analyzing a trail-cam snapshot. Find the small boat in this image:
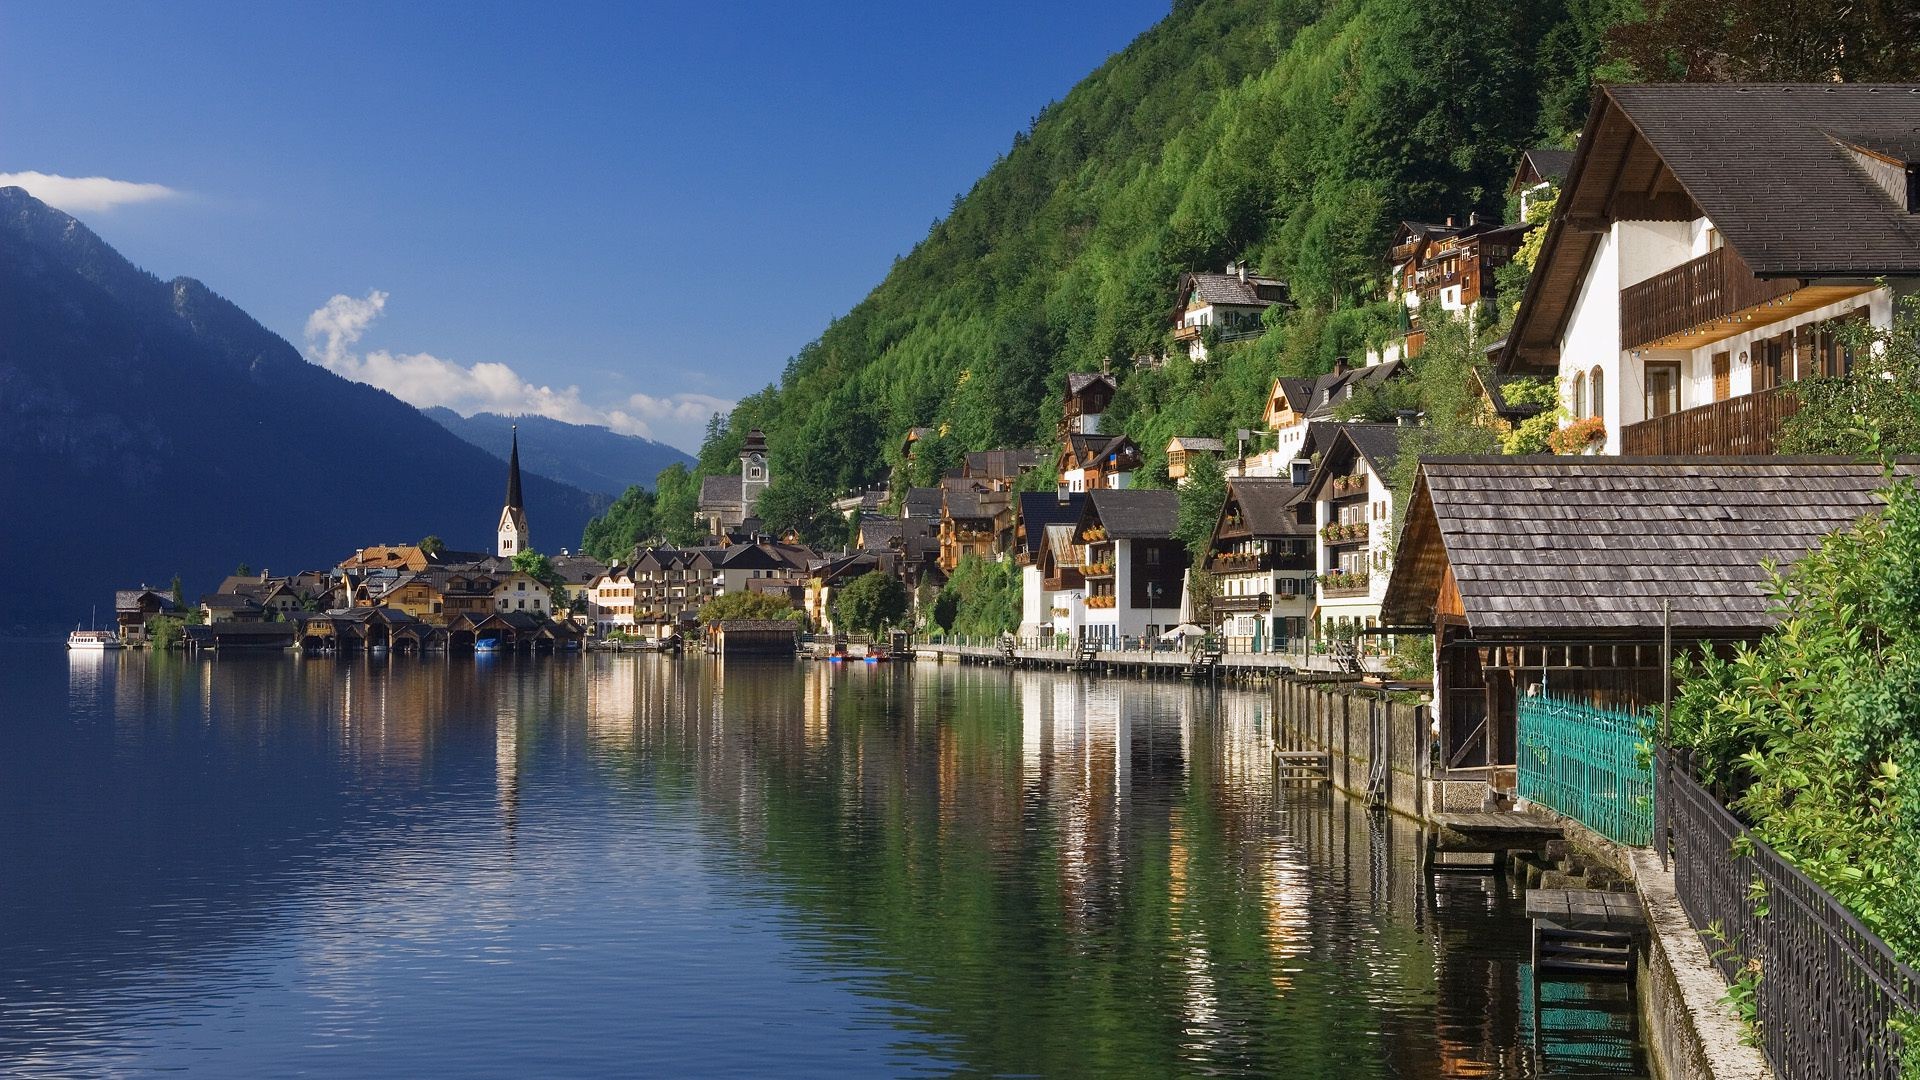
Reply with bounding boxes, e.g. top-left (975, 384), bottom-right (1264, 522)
top-left (67, 629), bottom-right (122, 651)
top-left (474, 638), bottom-right (502, 653)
